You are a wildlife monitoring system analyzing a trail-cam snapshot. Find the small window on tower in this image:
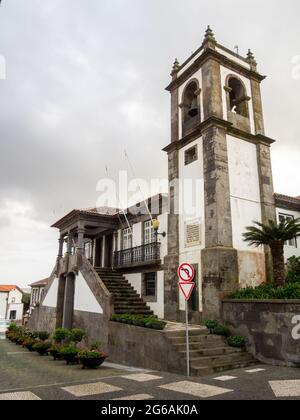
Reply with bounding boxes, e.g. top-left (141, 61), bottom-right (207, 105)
top-left (185, 146), bottom-right (198, 166)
